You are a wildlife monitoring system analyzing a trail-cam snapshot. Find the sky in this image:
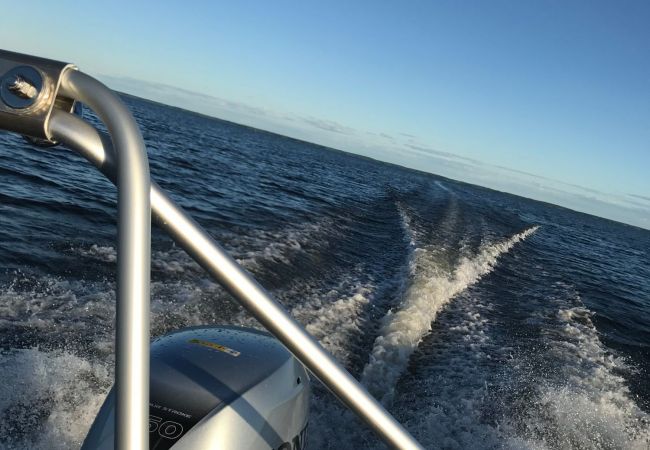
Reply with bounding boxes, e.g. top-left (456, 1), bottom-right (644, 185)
top-left (2, 0), bottom-right (649, 228)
